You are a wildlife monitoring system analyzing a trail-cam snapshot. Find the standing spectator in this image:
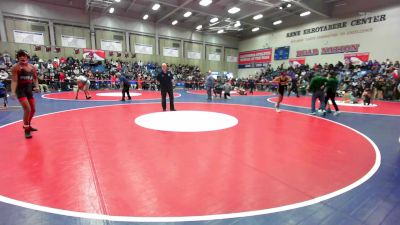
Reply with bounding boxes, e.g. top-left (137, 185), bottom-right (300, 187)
top-left (362, 88), bottom-right (372, 105)
top-left (224, 80), bottom-right (232, 99)
top-left (308, 73), bottom-right (327, 115)
top-left (374, 77), bottom-right (385, 100)
top-left (248, 75), bottom-right (256, 95)
top-left (205, 71), bottom-right (215, 100)
top-left (59, 70), bottom-right (65, 91)
top-left (118, 73), bottom-right (131, 101)
top-left (156, 63), bottom-right (176, 111)
top-left (324, 73), bottom-right (340, 115)
top-left (287, 74), bottom-right (300, 97)
top-left (110, 73), bottom-right (117, 89)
